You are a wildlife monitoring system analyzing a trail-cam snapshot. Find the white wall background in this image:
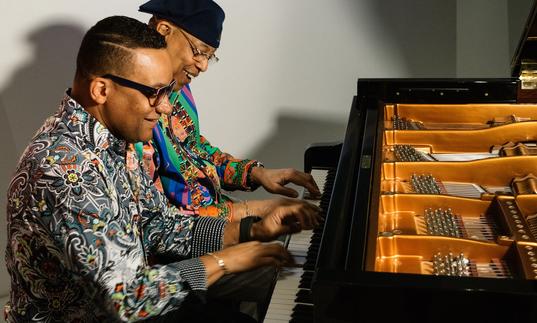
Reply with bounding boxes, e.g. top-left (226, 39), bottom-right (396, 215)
top-left (0, 0), bottom-right (533, 316)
